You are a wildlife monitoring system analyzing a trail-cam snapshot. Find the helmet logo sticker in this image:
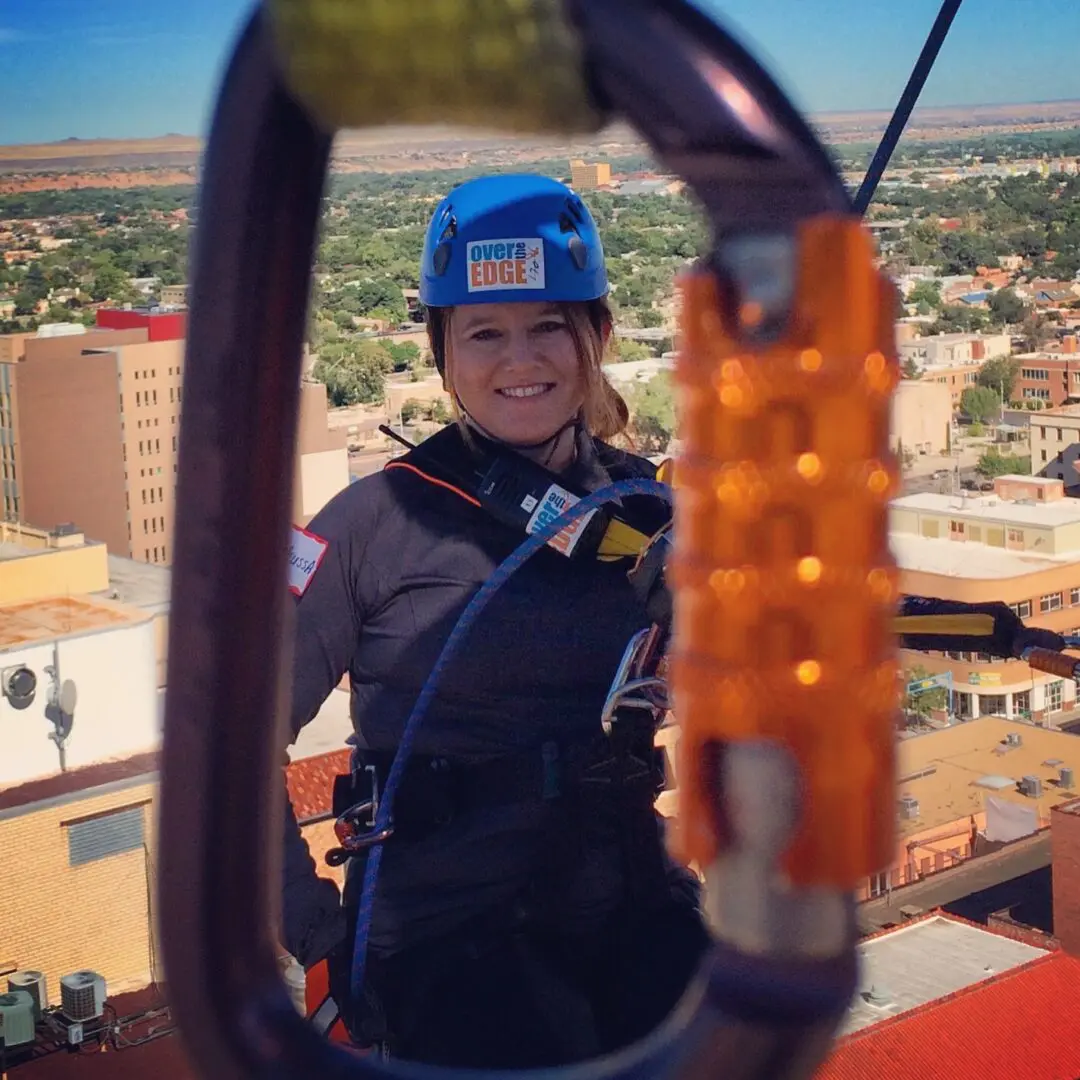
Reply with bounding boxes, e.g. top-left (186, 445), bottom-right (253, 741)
top-left (466, 237), bottom-right (545, 292)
